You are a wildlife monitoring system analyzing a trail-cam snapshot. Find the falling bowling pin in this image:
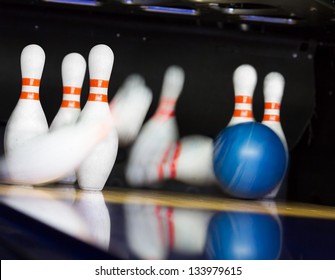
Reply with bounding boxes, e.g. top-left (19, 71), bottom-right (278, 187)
top-left (126, 65), bottom-right (184, 186)
top-left (227, 64), bottom-right (257, 127)
top-left (148, 135), bottom-right (217, 186)
top-left (50, 53), bottom-right (86, 184)
top-left (110, 74), bottom-right (153, 146)
top-left (262, 72), bottom-right (289, 198)
top-left (76, 44), bottom-right (118, 191)
top-left (4, 44), bottom-right (48, 153)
